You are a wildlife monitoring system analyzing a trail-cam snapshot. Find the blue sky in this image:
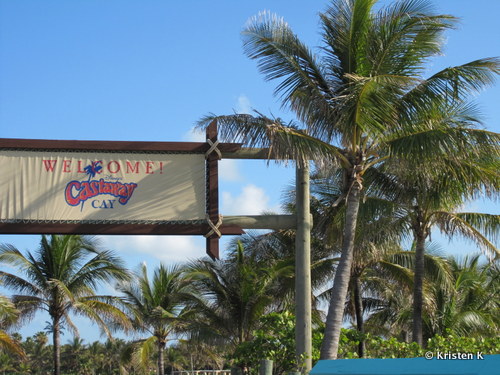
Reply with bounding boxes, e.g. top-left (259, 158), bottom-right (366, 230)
top-left (1, 0), bottom-right (499, 343)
